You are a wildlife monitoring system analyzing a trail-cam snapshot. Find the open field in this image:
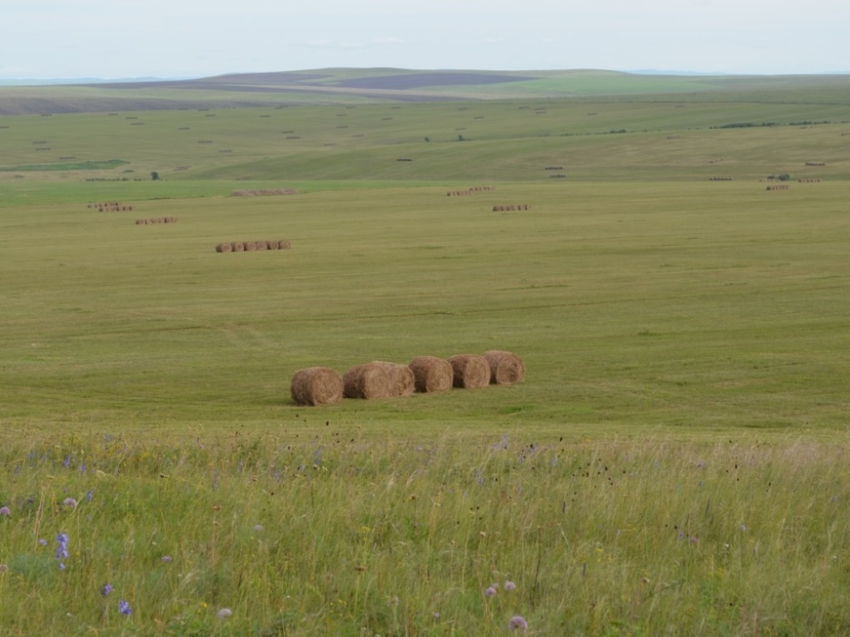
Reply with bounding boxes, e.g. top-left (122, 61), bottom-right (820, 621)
top-left (1, 72), bottom-right (850, 635)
